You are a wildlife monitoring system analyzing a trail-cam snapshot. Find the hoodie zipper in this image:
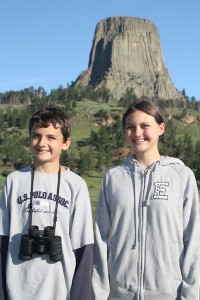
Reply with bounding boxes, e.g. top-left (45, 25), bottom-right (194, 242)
top-left (138, 168), bottom-right (149, 300)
